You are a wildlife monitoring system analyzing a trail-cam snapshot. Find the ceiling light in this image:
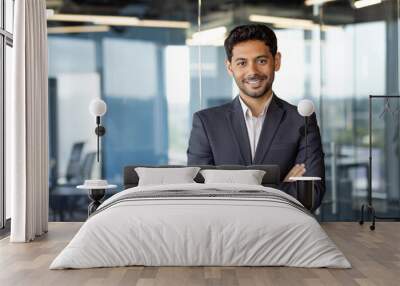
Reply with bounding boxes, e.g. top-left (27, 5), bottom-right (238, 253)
top-left (304, 0), bottom-right (336, 6)
top-left (192, 26), bottom-right (227, 41)
top-left (136, 20), bottom-right (190, 29)
top-left (187, 26), bottom-right (227, 46)
top-left (47, 14), bottom-right (190, 29)
top-left (47, 14), bottom-right (140, 25)
top-left (250, 15), bottom-right (314, 27)
top-left (249, 15), bottom-right (339, 31)
top-left (47, 25), bottom-right (110, 34)
top-left (354, 0), bottom-right (382, 9)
